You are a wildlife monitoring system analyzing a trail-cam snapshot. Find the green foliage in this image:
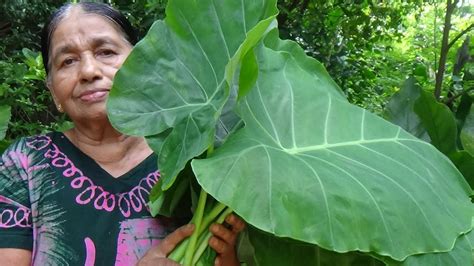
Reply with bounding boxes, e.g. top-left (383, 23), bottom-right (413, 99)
top-left (385, 76), bottom-right (474, 187)
top-left (0, 48), bottom-right (69, 141)
top-left (383, 2), bottom-right (474, 187)
top-left (461, 109), bottom-right (474, 155)
top-left (384, 78), bottom-right (430, 141)
top-left (0, 106), bottom-right (11, 140)
top-left (111, 0), bottom-right (167, 38)
top-left (277, 0), bottom-right (424, 113)
top-left (0, 1), bottom-right (69, 142)
top-left (108, 0), bottom-right (472, 264)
